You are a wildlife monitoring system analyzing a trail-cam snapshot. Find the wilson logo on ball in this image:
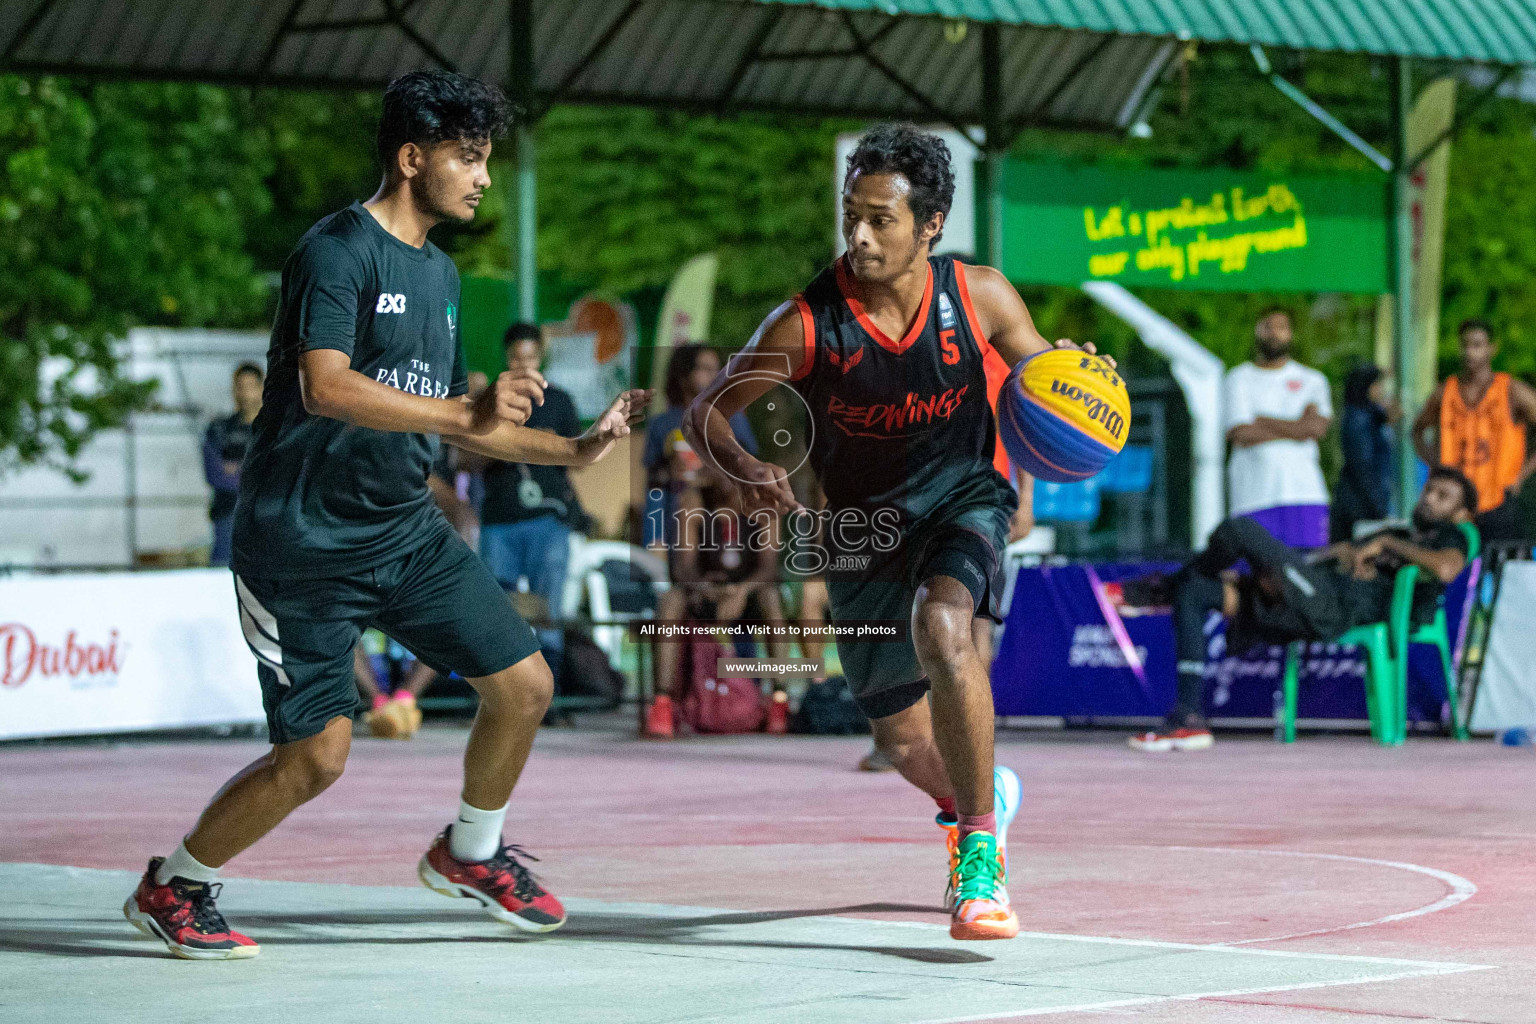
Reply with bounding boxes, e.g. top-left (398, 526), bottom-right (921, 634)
top-left (1049, 379), bottom-right (1126, 441)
